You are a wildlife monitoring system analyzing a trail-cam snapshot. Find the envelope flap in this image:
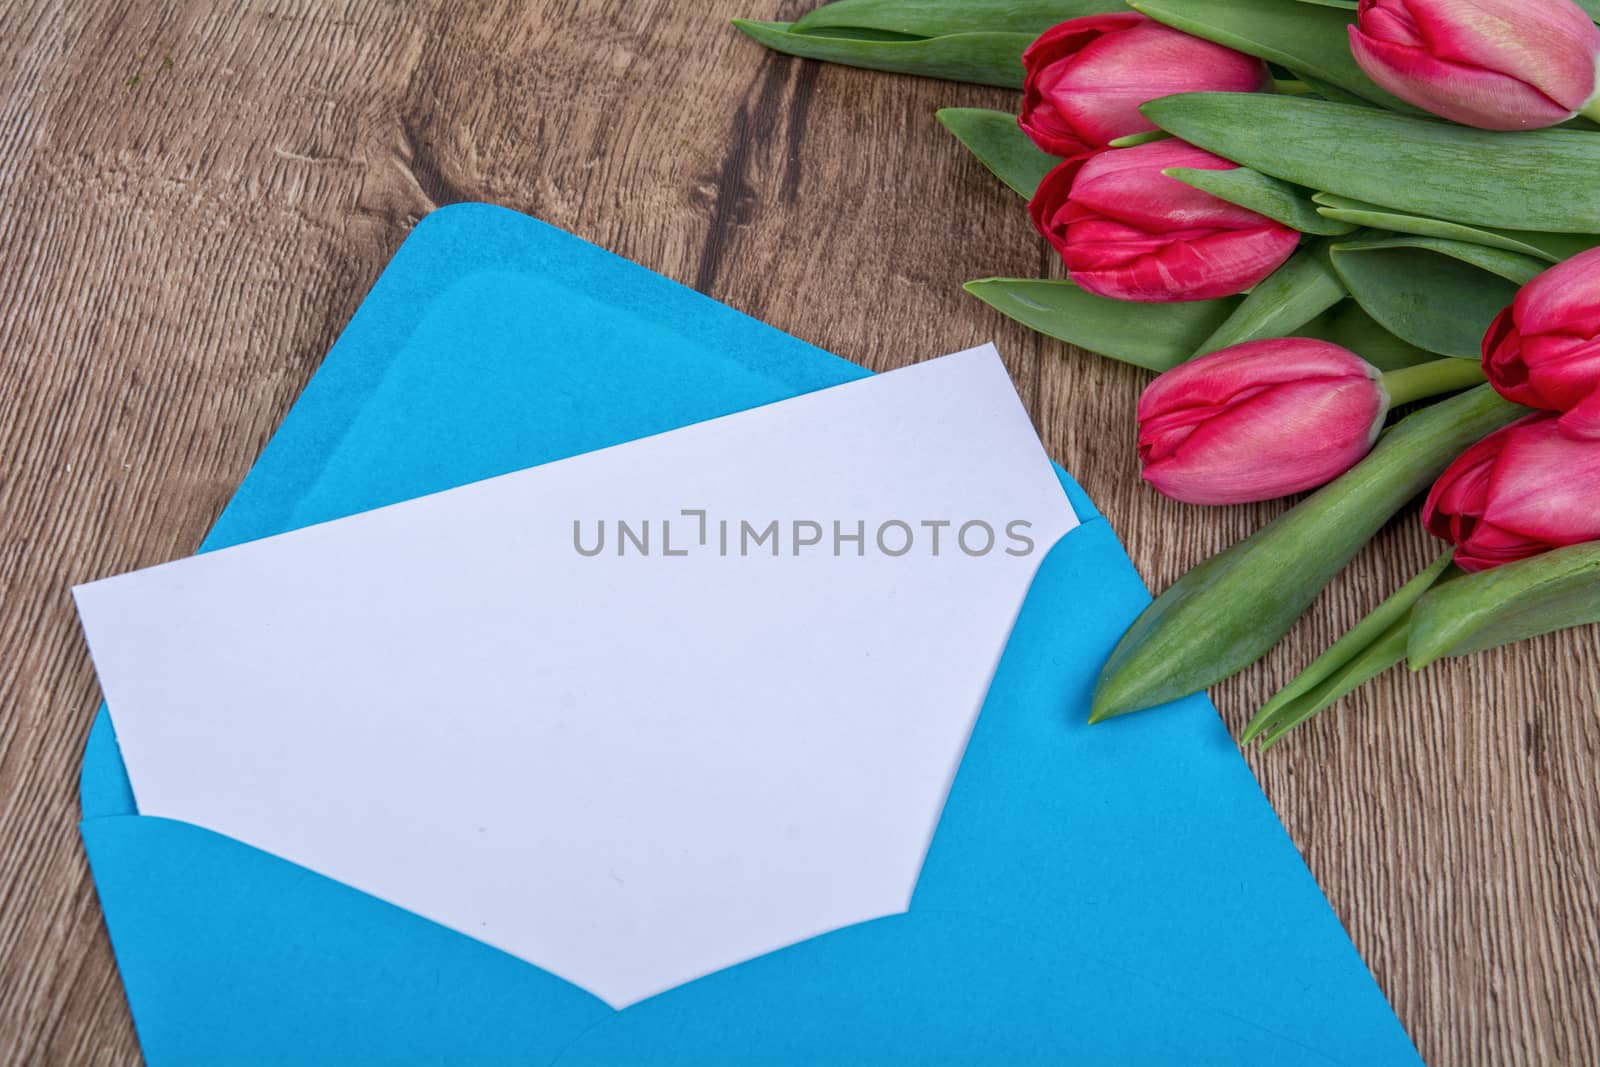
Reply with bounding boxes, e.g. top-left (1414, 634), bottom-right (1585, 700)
top-left (82, 815), bottom-right (613, 1066)
top-left (553, 907), bottom-right (1344, 1066)
top-left (201, 204), bottom-right (861, 550)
